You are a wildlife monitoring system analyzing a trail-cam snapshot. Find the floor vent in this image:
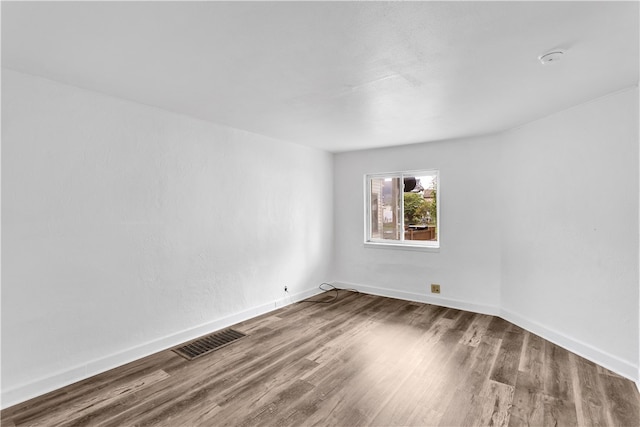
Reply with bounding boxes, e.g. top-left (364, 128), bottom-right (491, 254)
top-left (173, 329), bottom-right (246, 360)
